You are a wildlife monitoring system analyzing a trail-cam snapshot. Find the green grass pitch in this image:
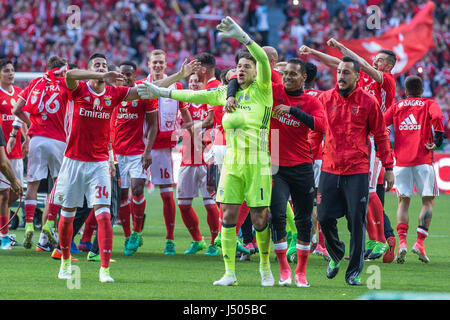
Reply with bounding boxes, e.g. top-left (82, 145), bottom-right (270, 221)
top-left (2, 192), bottom-right (449, 300)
